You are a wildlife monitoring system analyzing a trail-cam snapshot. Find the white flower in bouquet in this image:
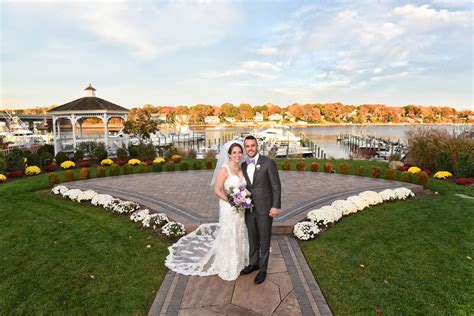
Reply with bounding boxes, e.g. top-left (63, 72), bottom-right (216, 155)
top-left (293, 221), bottom-right (320, 241)
top-left (378, 189), bottom-right (398, 201)
top-left (332, 199), bottom-right (358, 215)
top-left (52, 185), bottom-right (68, 195)
top-left (346, 196), bottom-right (369, 211)
top-left (225, 186), bottom-right (253, 214)
top-left (130, 209), bottom-right (150, 223)
top-left (162, 221), bottom-right (186, 238)
top-left (63, 189), bottom-right (83, 201)
top-left (91, 194), bottom-right (114, 207)
top-left (393, 187), bottom-right (415, 200)
top-left (77, 190), bottom-right (98, 202)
